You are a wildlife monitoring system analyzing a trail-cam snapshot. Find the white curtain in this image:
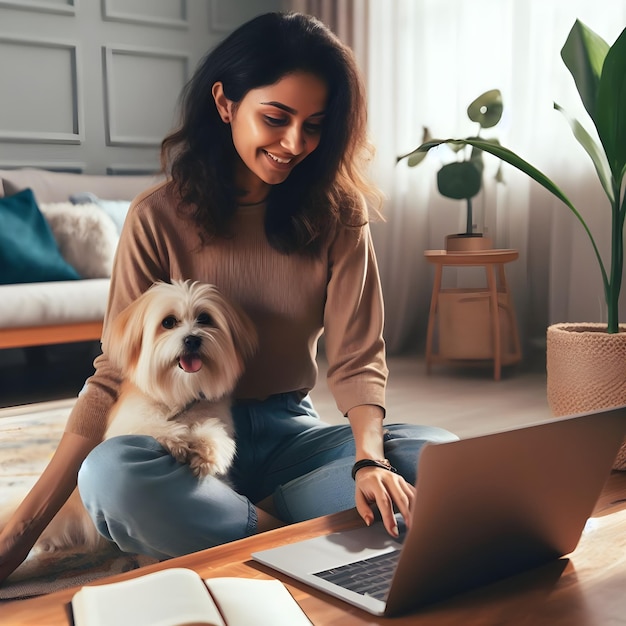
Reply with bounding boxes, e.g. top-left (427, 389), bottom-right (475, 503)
top-left (285, 0), bottom-right (626, 355)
